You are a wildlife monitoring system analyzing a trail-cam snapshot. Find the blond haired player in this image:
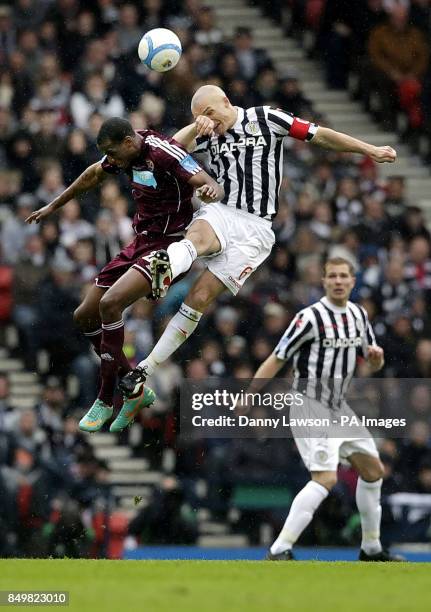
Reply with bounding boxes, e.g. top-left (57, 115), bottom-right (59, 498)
top-left (252, 258), bottom-right (403, 561)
